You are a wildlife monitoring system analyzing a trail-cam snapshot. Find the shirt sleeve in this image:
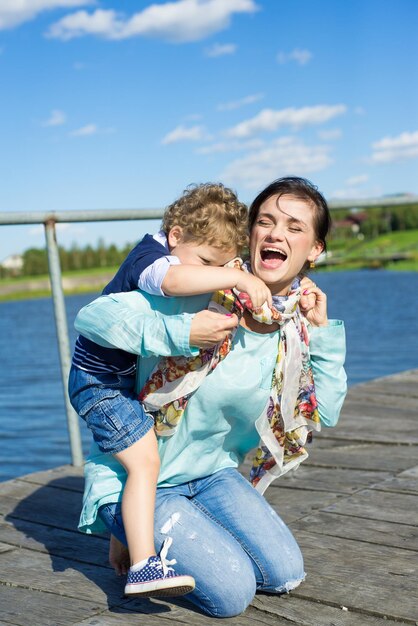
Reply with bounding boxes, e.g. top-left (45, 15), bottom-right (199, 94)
top-left (309, 320), bottom-right (347, 427)
top-left (138, 255), bottom-right (181, 296)
top-left (74, 291), bottom-right (199, 358)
